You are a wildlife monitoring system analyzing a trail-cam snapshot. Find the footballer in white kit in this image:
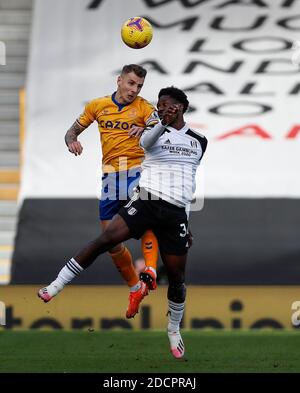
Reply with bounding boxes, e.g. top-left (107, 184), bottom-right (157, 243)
top-left (119, 122), bottom-right (207, 255)
top-left (38, 87), bottom-right (207, 360)
top-left (118, 87), bottom-right (207, 358)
